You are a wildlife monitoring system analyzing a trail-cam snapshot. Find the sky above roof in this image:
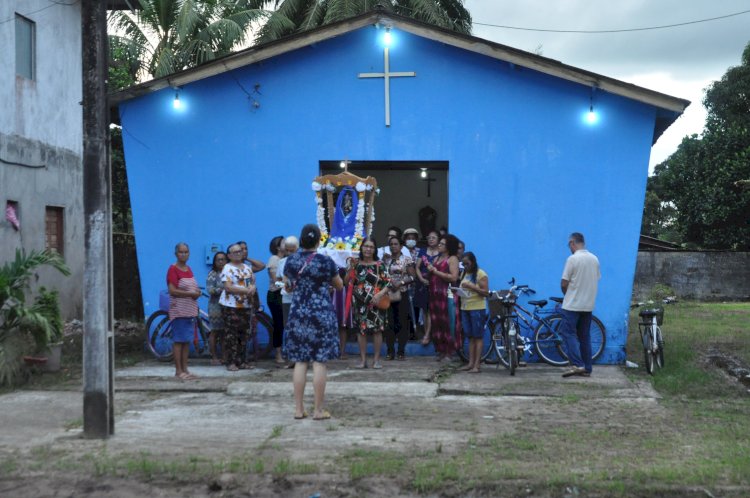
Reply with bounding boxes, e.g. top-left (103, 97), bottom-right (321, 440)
top-left (464, 0), bottom-right (750, 171)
